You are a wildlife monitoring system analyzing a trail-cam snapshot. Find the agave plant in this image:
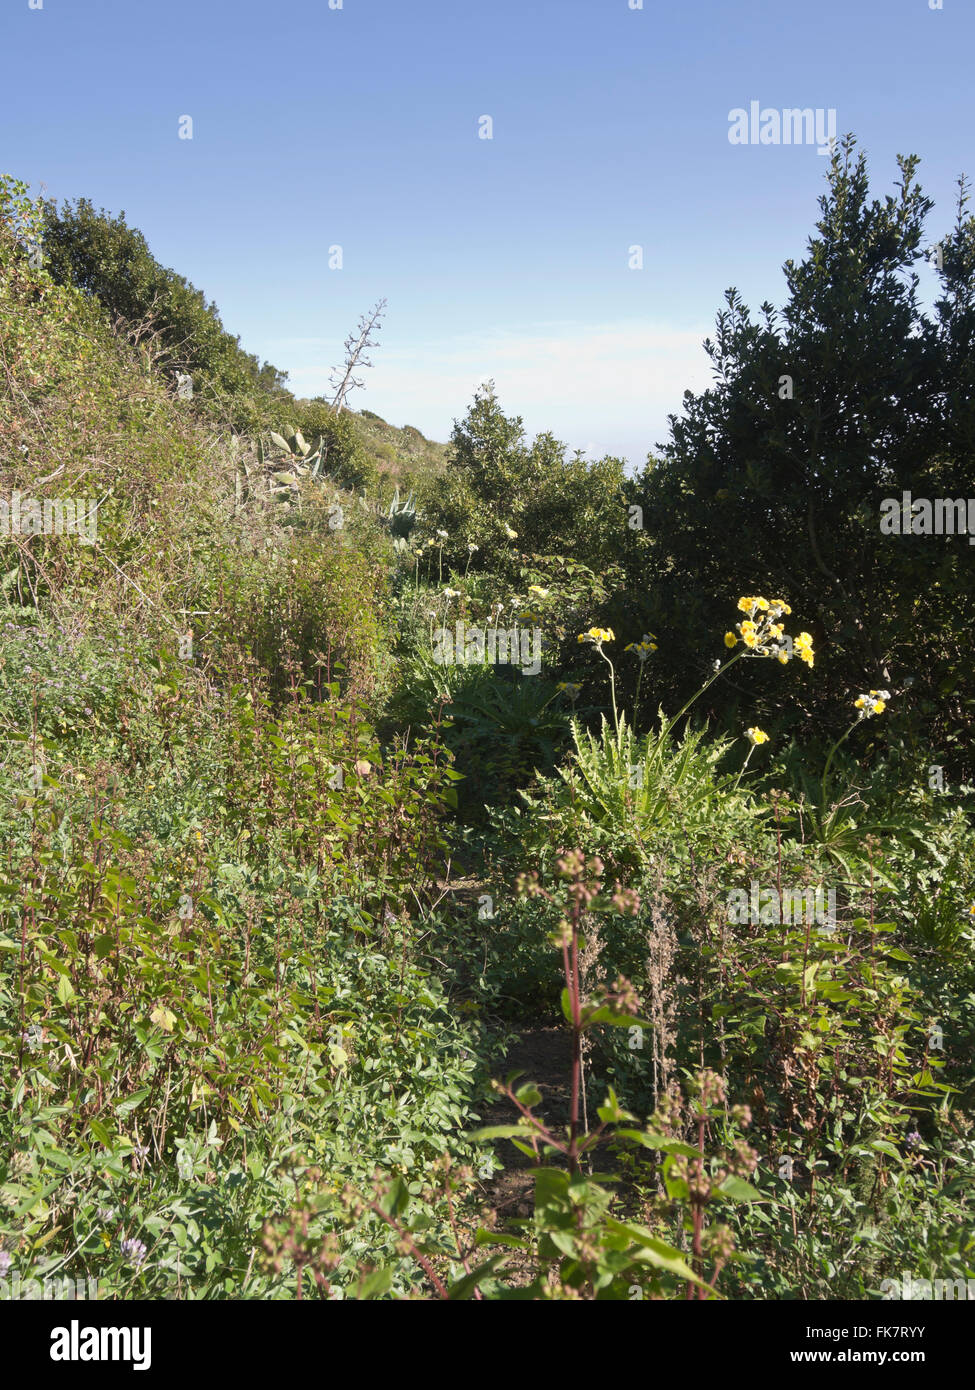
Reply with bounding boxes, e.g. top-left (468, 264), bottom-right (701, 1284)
top-left (261, 427), bottom-right (328, 498)
top-left (358, 483), bottom-right (417, 536)
top-left (384, 486), bottom-right (418, 540)
top-left (358, 485), bottom-right (419, 549)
